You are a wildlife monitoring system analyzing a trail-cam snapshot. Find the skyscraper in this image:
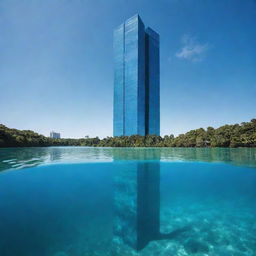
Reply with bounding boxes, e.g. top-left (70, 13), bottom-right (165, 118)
top-left (113, 14), bottom-right (160, 137)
